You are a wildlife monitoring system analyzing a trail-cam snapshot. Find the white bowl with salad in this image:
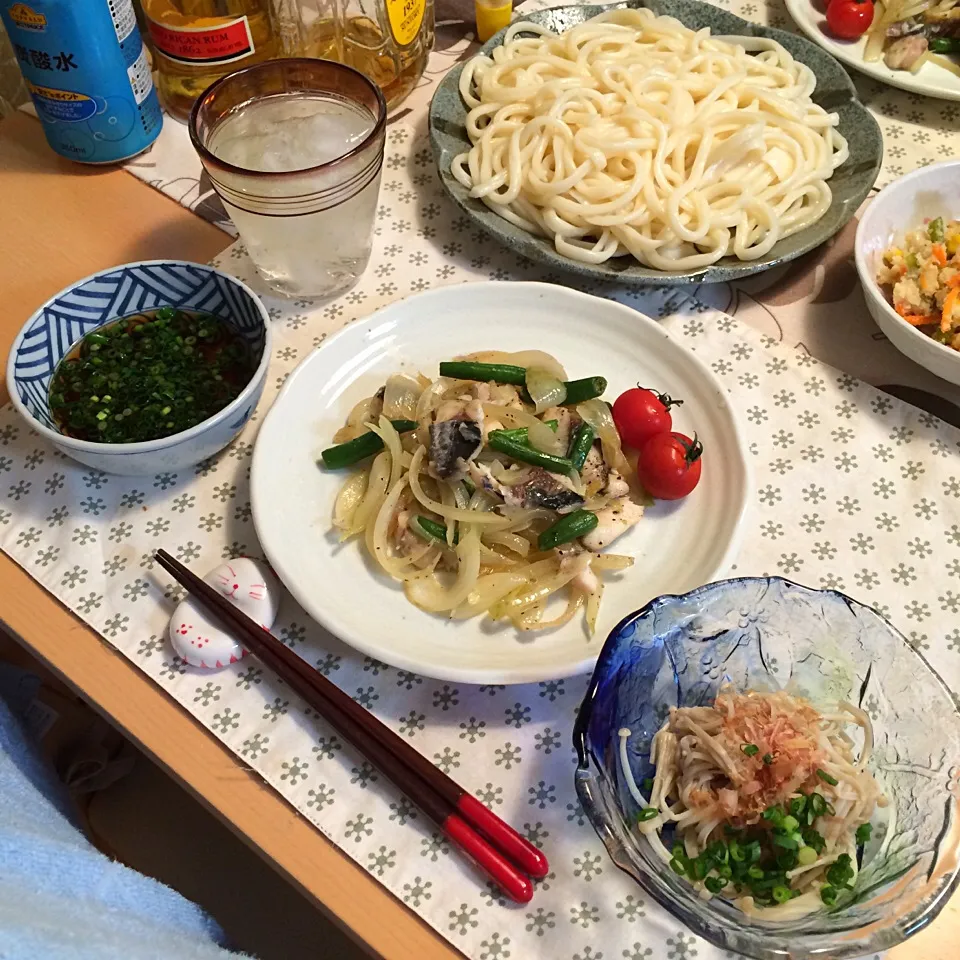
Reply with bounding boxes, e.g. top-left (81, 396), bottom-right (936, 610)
top-left (855, 161), bottom-right (960, 386)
